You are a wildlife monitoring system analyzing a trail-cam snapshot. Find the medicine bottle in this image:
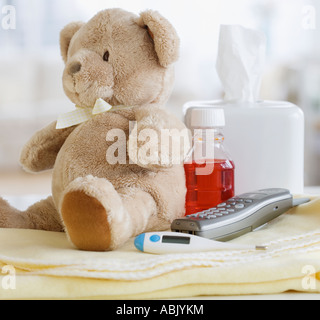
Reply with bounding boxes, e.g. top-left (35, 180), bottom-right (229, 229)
top-left (184, 108), bottom-right (235, 216)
